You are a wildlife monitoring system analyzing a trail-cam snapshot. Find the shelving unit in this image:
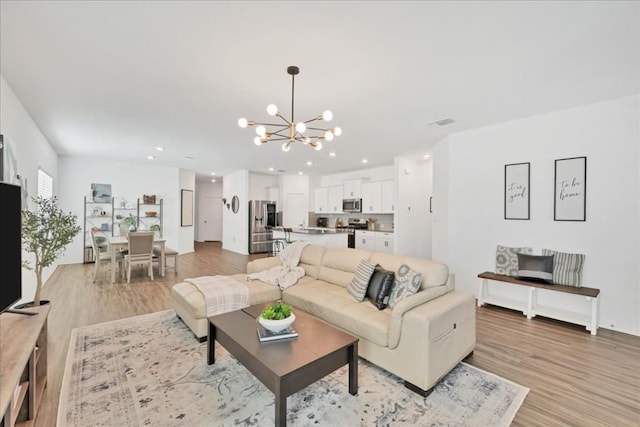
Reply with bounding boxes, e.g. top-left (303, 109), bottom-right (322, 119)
top-left (112, 198), bottom-right (137, 238)
top-left (137, 198), bottom-right (163, 237)
top-left (83, 196), bottom-right (113, 263)
top-left (0, 305), bottom-right (49, 427)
